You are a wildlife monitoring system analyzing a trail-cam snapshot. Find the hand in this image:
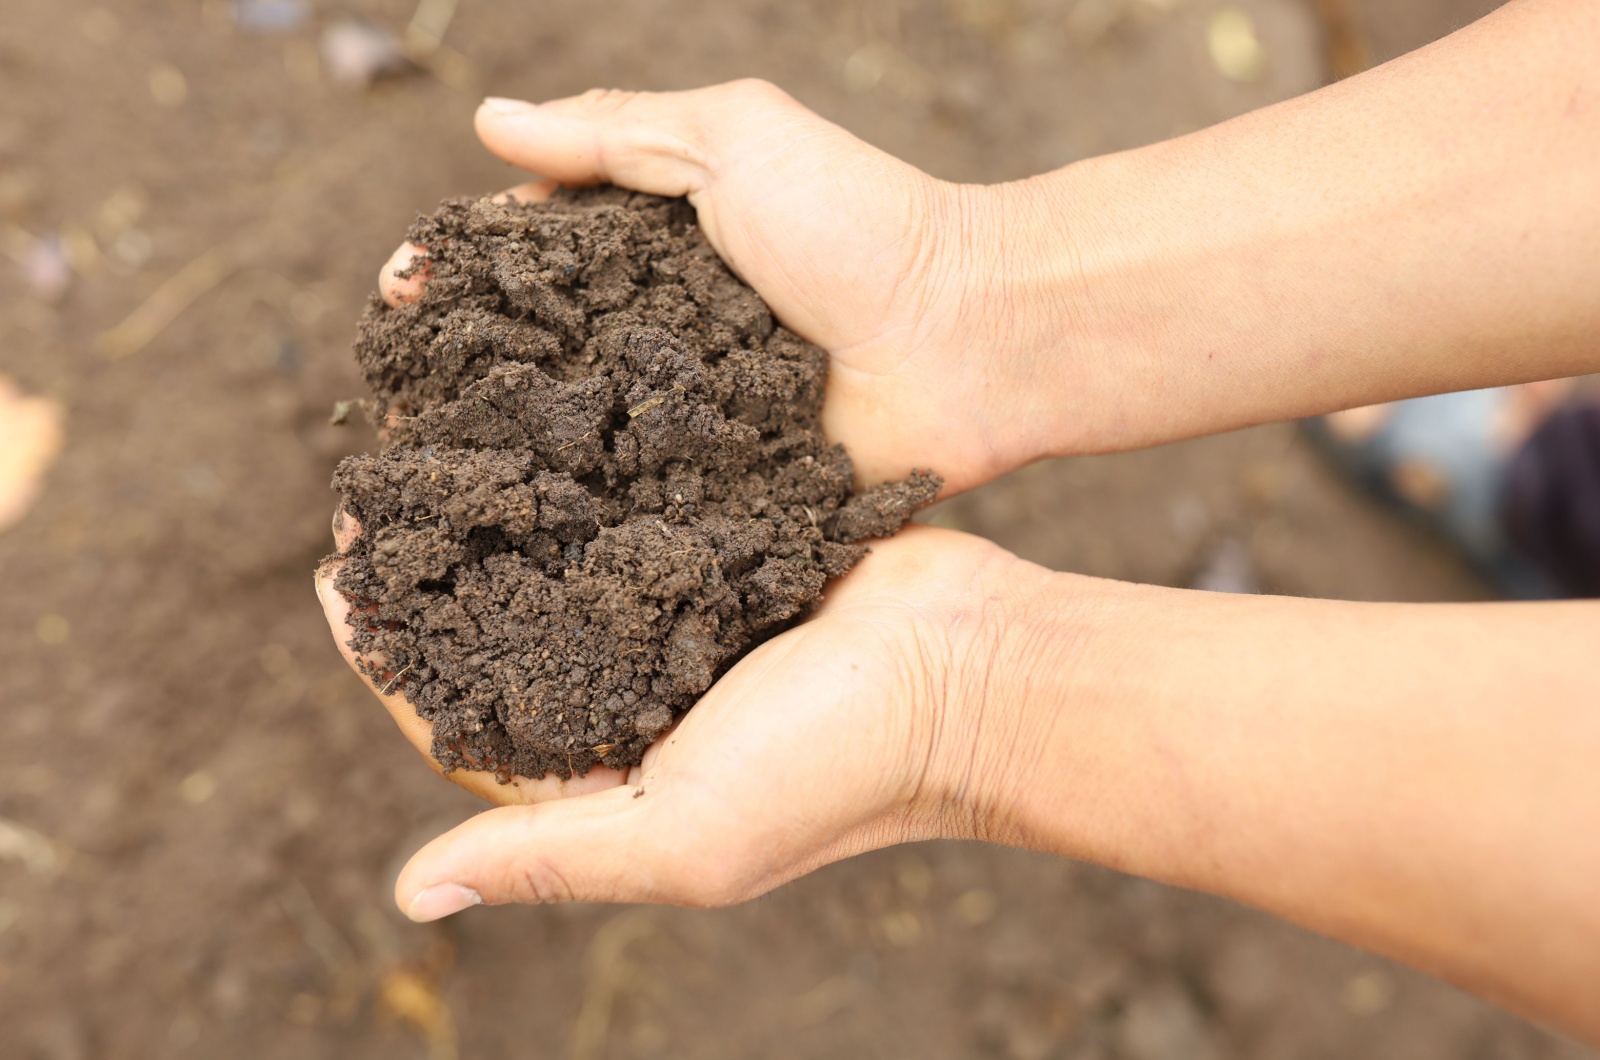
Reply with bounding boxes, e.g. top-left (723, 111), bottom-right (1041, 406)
top-left (380, 81), bottom-right (1073, 496)
top-left (323, 522), bottom-right (1047, 919)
